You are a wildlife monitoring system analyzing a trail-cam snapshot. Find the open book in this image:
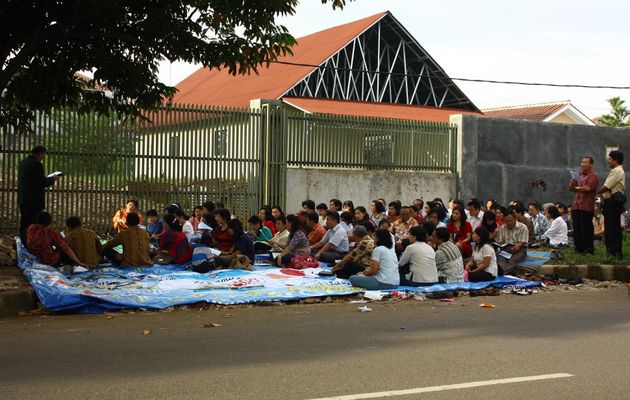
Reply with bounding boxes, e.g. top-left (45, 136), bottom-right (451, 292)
top-left (568, 169), bottom-right (580, 181)
top-left (198, 221), bottom-right (213, 231)
top-left (47, 171), bottom-right (63, 178)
